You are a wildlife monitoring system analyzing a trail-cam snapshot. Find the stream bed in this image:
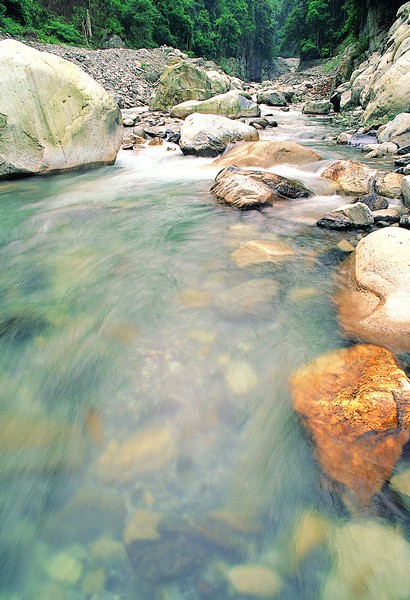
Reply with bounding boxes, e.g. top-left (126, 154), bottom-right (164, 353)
top-left (1, 108), bottom-right (409, 600)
